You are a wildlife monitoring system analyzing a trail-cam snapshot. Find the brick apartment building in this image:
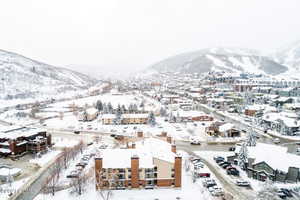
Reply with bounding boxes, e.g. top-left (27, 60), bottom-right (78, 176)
top-left (0, 126), bottom-right (51, 156)
top-left (95, 137), bottom-right (181, 190)
top-left (101, 113), bottom-right (149, 125)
